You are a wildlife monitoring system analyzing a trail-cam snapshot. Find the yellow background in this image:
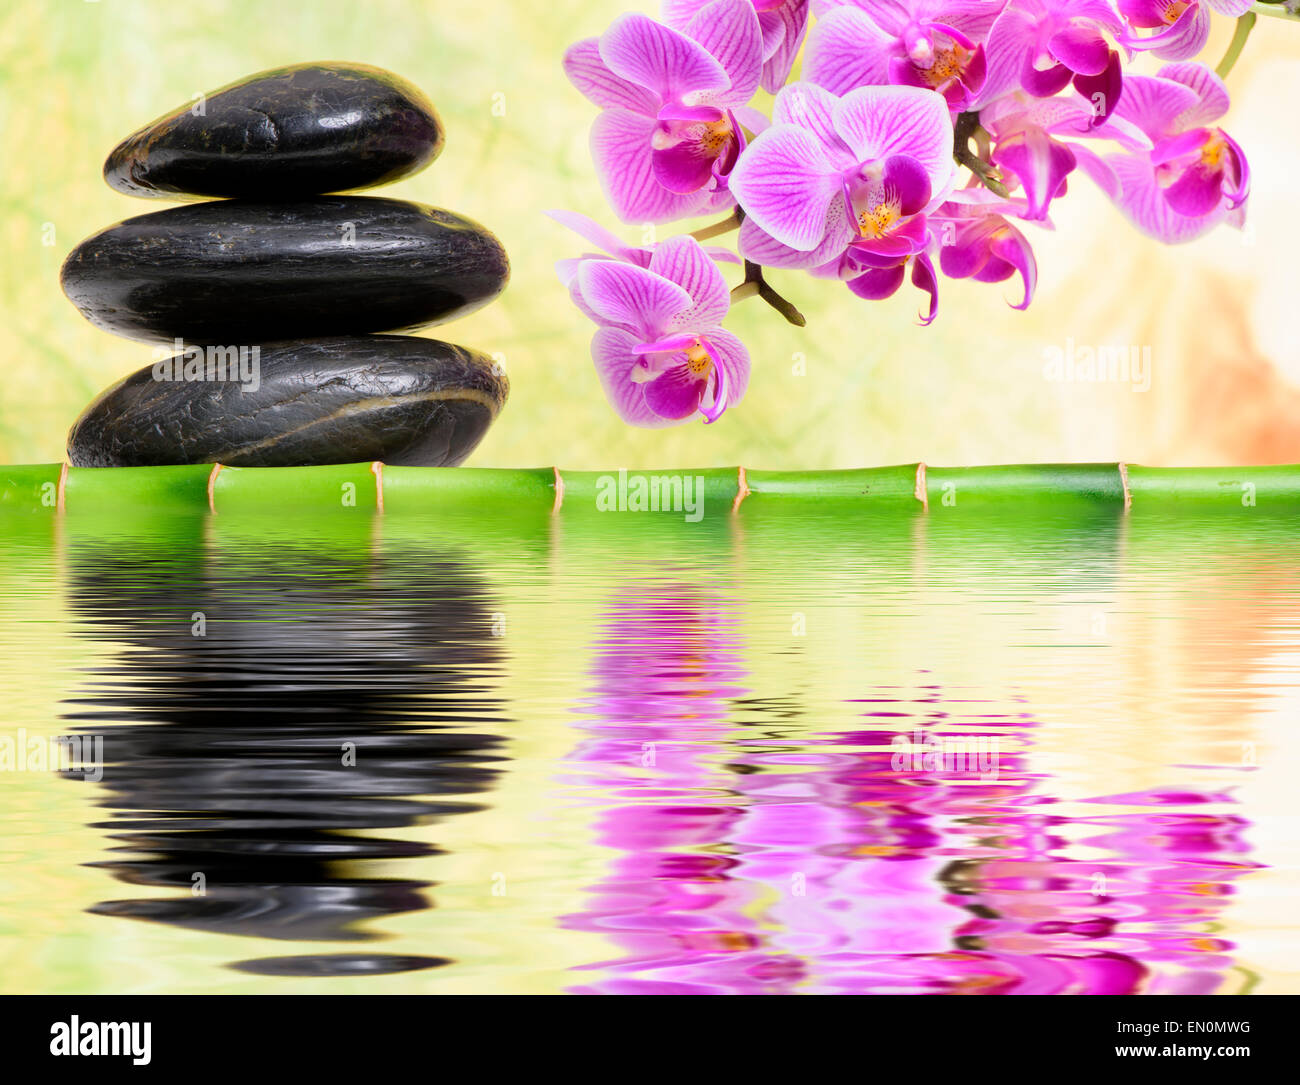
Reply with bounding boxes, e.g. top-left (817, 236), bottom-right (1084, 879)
top-left (0, 0), bottom-right (1296, 469)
